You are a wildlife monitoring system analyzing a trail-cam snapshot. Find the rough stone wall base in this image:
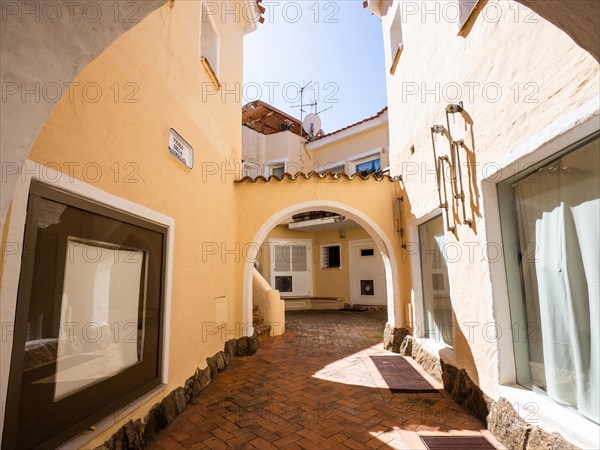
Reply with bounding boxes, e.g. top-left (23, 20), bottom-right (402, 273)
top-left (95, 332), bottom-right (260, 450)
top-left (395, 335), bottom-right (579, 450)
top-left (383, 323), bottom-right (410, 353)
